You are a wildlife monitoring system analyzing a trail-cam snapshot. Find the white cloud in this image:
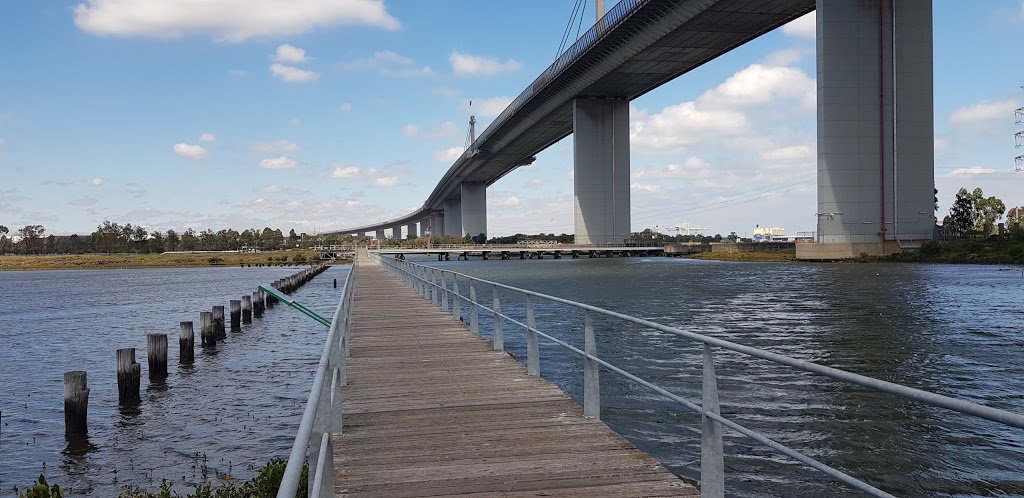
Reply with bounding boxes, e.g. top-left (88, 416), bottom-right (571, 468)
top-left (401, 124), bottom-right (419, 137)
top-left (344, 50), bottom-right (433, 77)
top-left (449, 52), bottom-right (522, 76)
top-left (631, 102), bottom-right (748, 154)
top-left (781, 12), bottom-right (815, 38)
top-left (433, 146), bottom-right (465, 162)
top-left (228, 69), bottom-right (248, 77)
top-left (74, 0), bottom-right (400, 42)
top-left (495, 196), bottom-right (520, 207)
top-left (289, 117), bottom-right (301, 126)
top-left (432, 87), bottom-right (460, 97)
top-left (173, 143), bottom-right (208, 160)
top-left (763, 49), bottom-right (805, 67)
top-left (760, 145), bottom-right (812, 162)
top-left (259, 156), bottom-right (298, 169)
top-left (330, 164), bottom-right (361, 178)
top-left (950, 99), bottom-right (1018, 128)
top-left (90, 177), bottom-right (105, 186)
top-left (527, 178), bottom-right (545, 187)
top-left (274, 44), bottom-right (306, 63)
top-left (270, 63), bottom-right (319, 83)
top-left (946, 166), bottom-right (998, 177)
top-left (631, 183), bottom-right (662, 193)
top-left (698, 64), bottom-right (816, 110)
top-left (250, 139), bottom-right (300, 153)
top-left (338, 102), bottom-right (352, 112)
top-left (198, 132), bottom-right (216, 142)
top-left (463, 97), bottom-right (512, 117)
top-left (934, 138), bottom-right (950, 153)
top-left (0, 137), bottom-right (5, 150)
top-left (374, 176), bottom-right (399, 187)
top-left (260, 185), bottom-right (282, 193)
